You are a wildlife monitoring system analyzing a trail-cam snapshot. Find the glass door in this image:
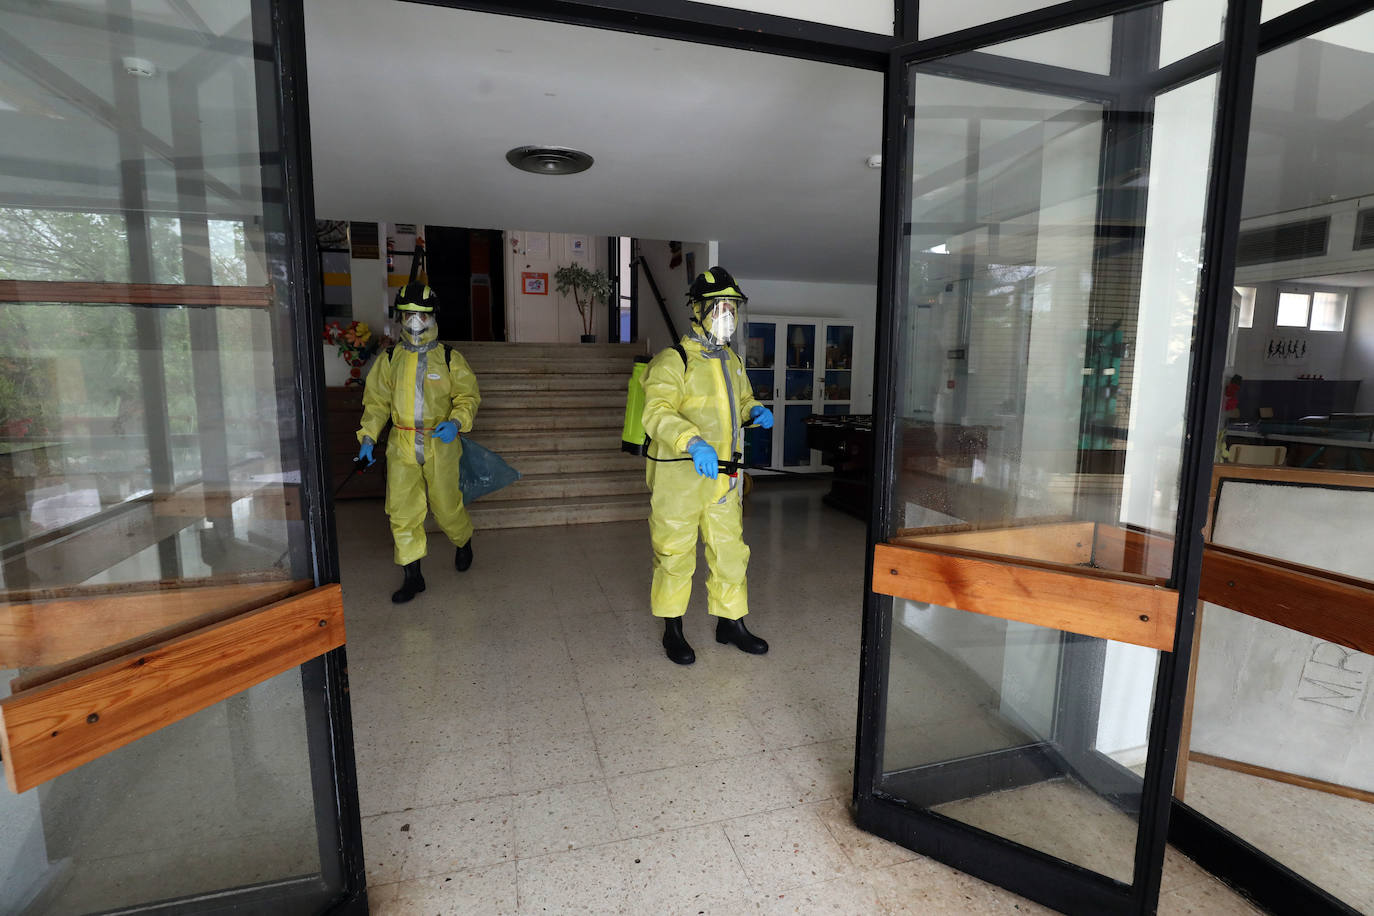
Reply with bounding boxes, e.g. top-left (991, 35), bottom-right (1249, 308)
top-left (855, 3), bottom-right (1232, 913)
top-left (783, 322), bottom-right (817, 467)
top-left (0, 0), bottom-right (362, 912)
